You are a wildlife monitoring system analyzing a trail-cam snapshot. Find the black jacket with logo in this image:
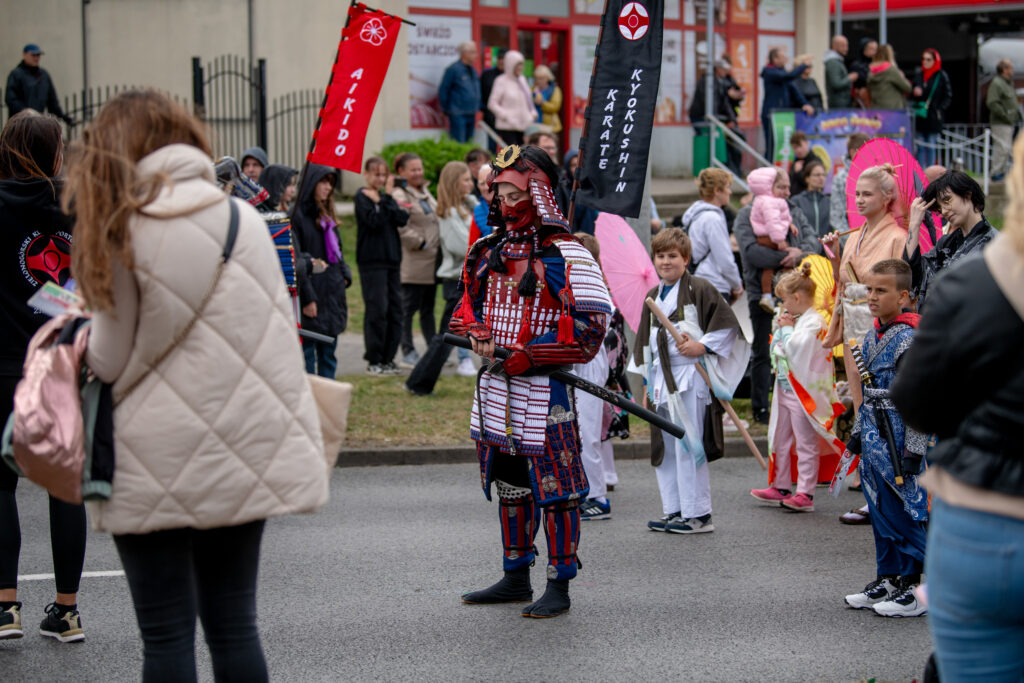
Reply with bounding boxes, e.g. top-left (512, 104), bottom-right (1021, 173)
top-left (0, 177), bottom-right (73, 374)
